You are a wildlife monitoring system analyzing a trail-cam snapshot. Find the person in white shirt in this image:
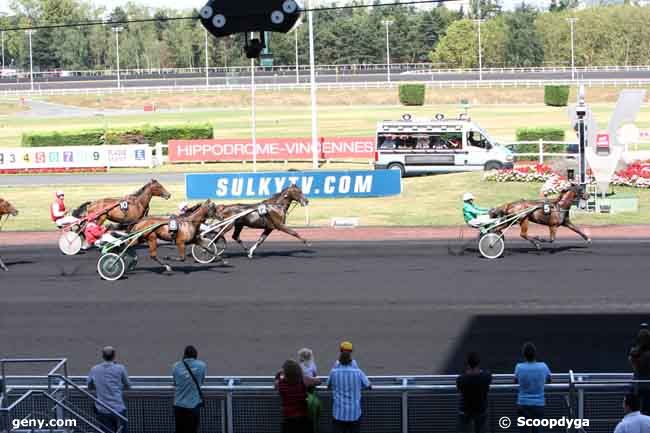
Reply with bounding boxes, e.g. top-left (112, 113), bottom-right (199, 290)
top-left (614, 393), bottom-right (650, 433)
top-left (50, 190), bottom-right (79, 228)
